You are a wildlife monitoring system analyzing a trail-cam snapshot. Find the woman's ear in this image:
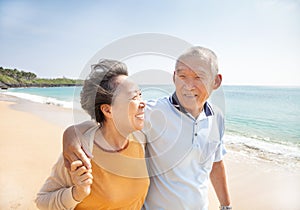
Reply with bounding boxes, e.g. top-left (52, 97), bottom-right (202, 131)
top-left (213, 74), bottom-right (222, 89)
top-left (100, 104), bottom-right (112, 118)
